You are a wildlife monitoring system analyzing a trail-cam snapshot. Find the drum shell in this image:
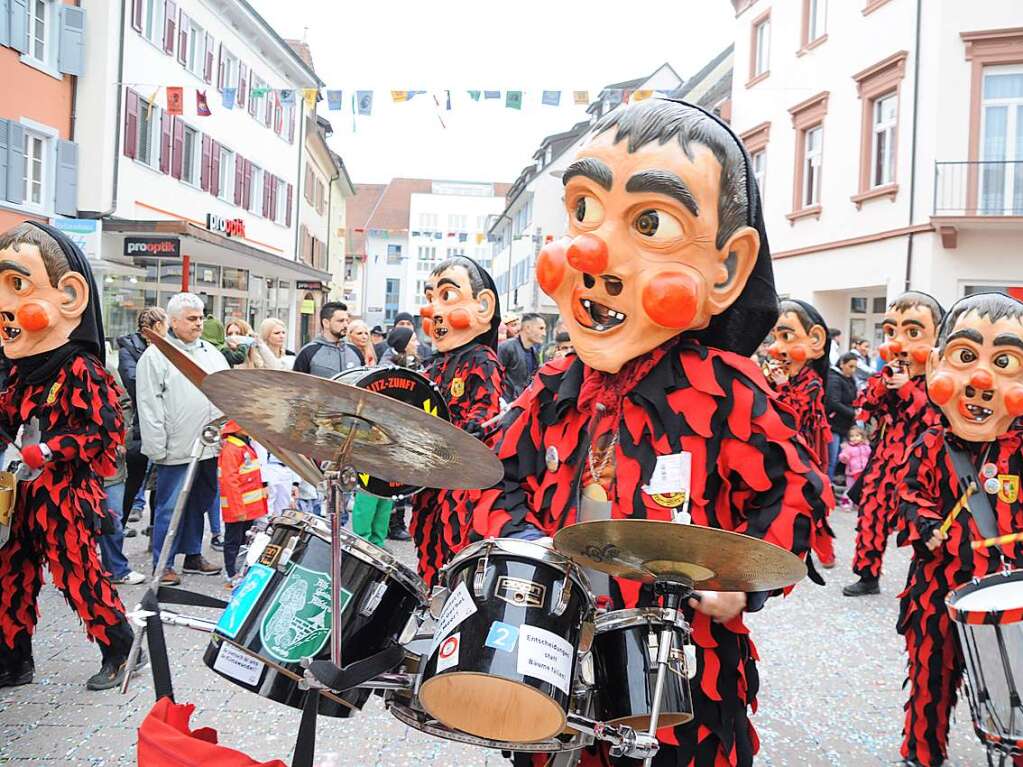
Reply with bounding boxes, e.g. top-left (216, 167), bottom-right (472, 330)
top-left (204, 515), bottom-right (424, 717)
